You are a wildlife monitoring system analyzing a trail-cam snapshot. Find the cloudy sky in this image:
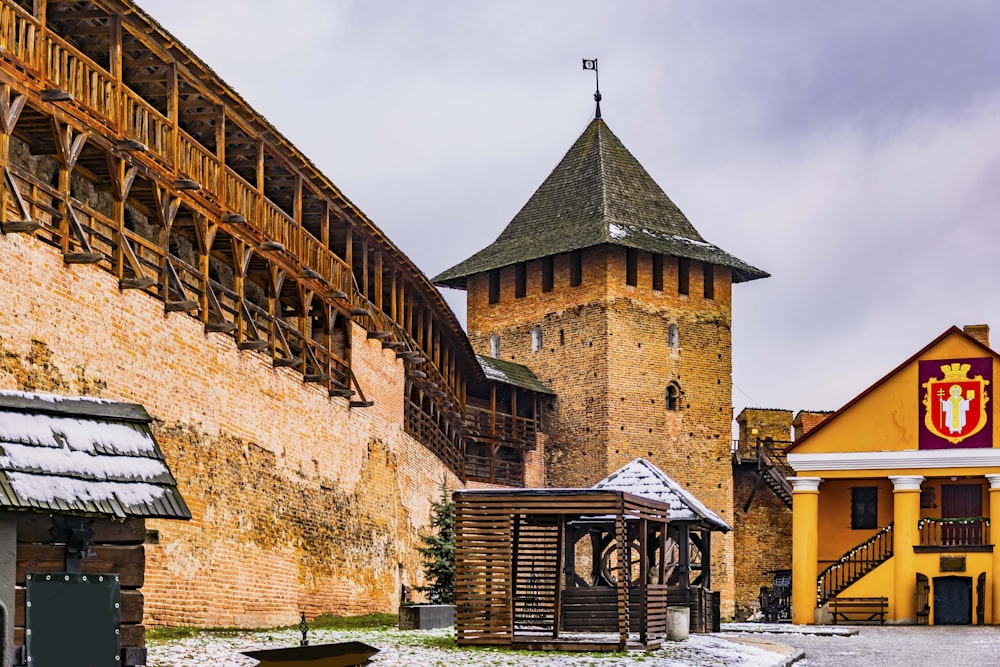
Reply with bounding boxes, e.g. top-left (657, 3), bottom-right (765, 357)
top-left (139, 0), bottom-right (1000, 420)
